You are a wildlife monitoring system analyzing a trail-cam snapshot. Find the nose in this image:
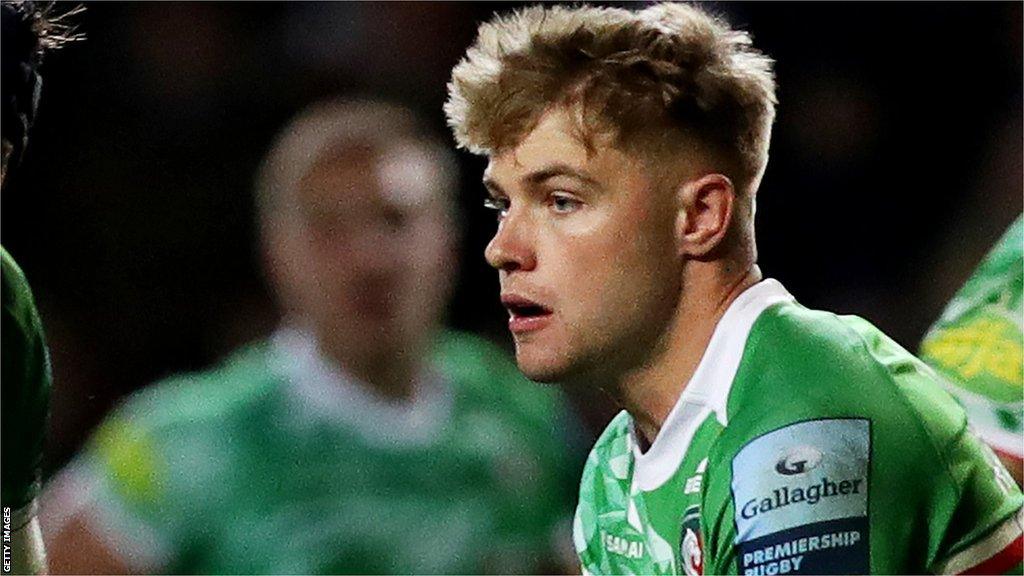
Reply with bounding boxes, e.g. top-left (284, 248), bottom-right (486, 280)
top-left (349, 223), bottom-right (404, 276)
top-left (484, 215), bottom-right (536, 272)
